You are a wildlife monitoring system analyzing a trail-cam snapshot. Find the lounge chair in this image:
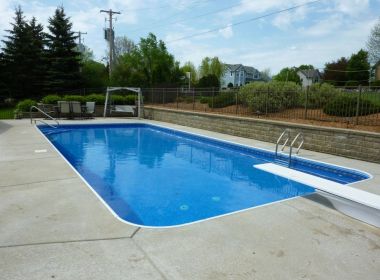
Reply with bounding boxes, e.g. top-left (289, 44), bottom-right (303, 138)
top-left (85, 102), bottom-right (95, 118)
top-left (71, 101), bottom-right (82, 119)
top-left (58, 101), bottom-right (70, 119)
